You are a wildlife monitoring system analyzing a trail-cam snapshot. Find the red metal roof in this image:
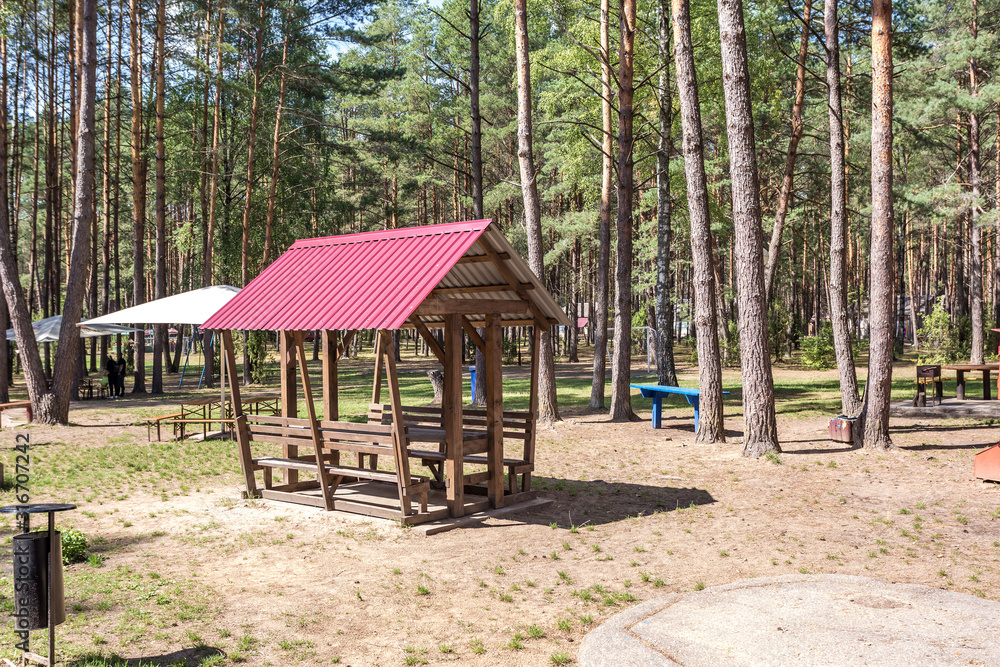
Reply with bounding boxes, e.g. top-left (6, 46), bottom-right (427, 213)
top-left (203, 220), bottom-right (490, 331)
